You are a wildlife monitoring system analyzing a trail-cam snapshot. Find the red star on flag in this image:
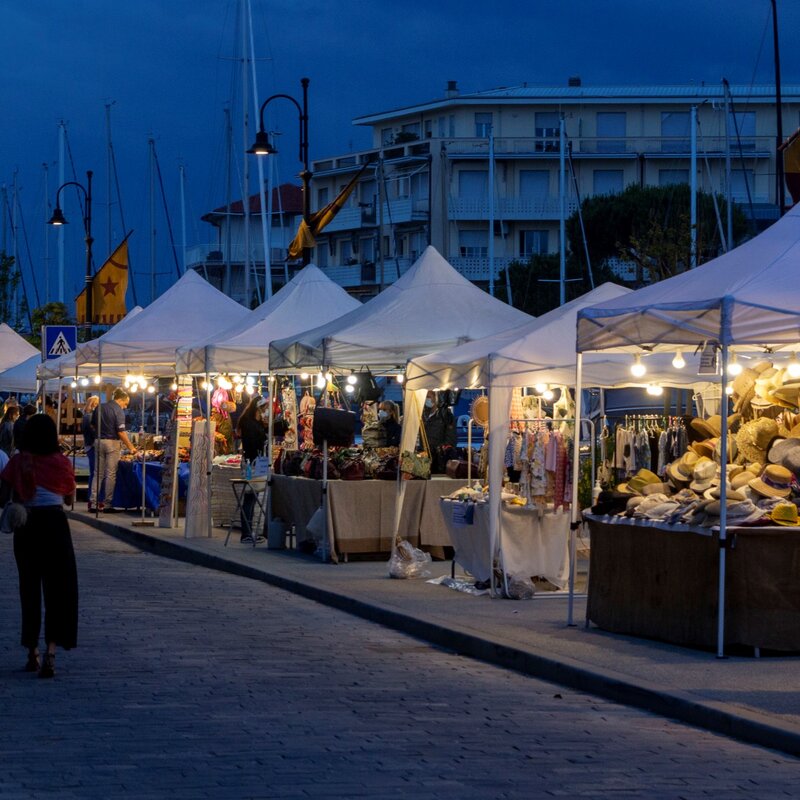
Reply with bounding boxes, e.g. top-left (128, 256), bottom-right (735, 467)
top-left (100, 277), bottom-right (118, 297)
